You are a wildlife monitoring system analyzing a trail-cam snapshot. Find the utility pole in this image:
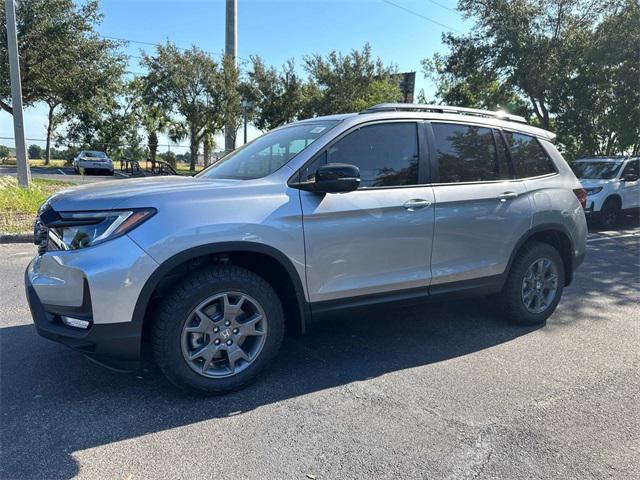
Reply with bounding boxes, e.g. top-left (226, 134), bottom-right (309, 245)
top-left (224, 0), bottom-right (237, 153)
top-left (5, 0), bottom-right (30, 187)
